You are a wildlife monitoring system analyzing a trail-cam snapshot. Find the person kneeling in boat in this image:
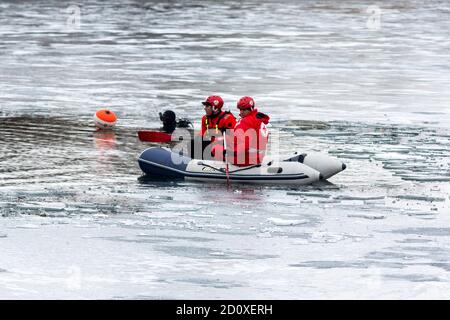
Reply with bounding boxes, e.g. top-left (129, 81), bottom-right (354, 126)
top-left (200, 95), bottom-right (236, 160)
top-left (226, 96), bottom-right (270, 166)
